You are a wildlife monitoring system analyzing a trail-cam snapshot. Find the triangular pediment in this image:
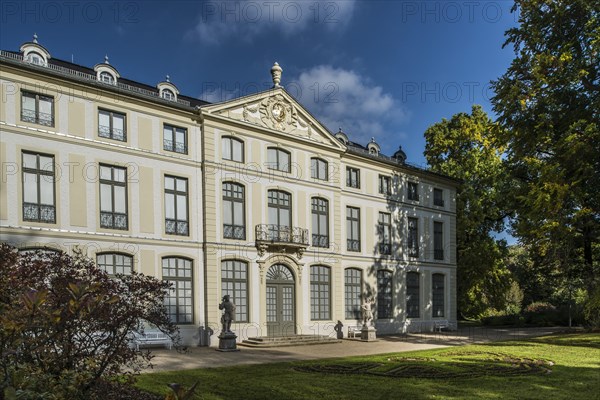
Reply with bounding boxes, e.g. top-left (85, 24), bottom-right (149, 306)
top-left (201, 88), bottom-right (346, 150)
